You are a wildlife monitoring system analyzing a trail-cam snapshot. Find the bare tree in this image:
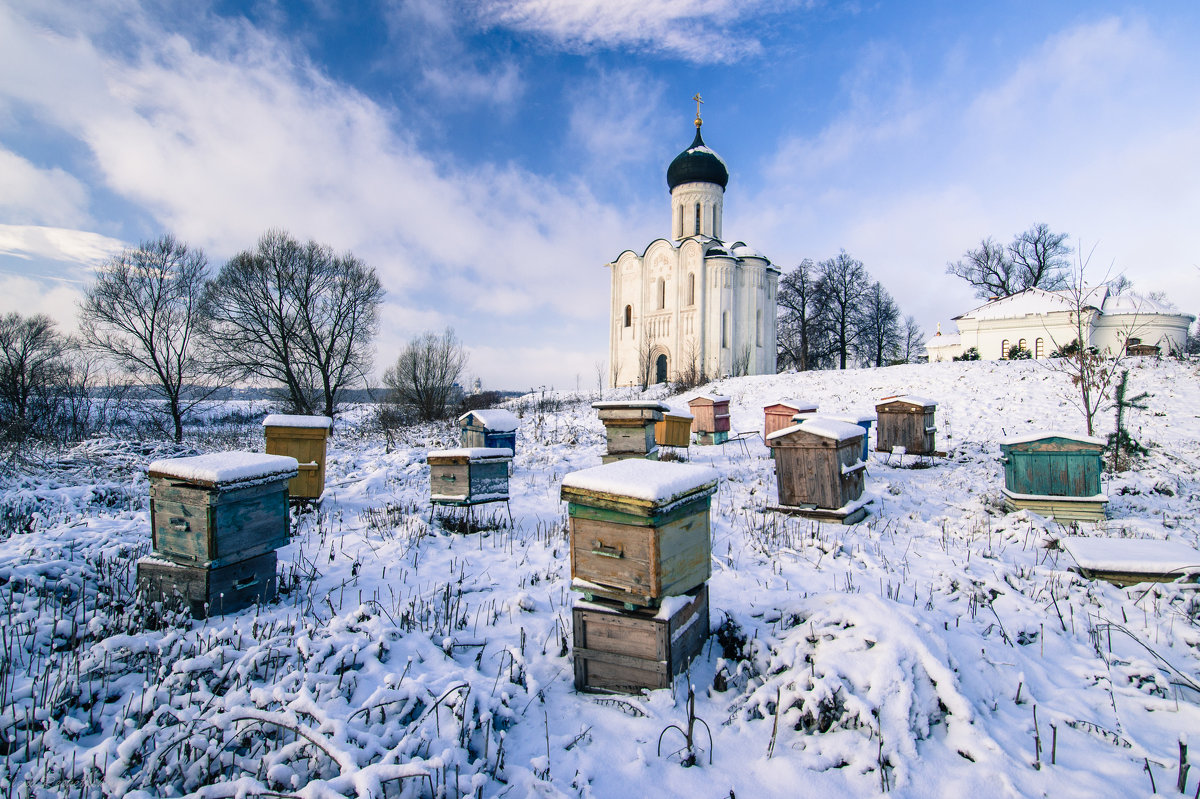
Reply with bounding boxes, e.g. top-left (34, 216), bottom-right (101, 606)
top-left (383, 328), bottom-right (469, 422)
top-left (947, 224), bottom-right (1071, 299)
top-left (816, 251), bottom-right (869, 369)
top-left (203, 229), bottom-right (384, 417)
top-left (78, 235), bottom-right (213, 443)
top-left (1041, 249), bottom-right (1131, 435)
top-left (776, 258), bottom-right (828, 371)
top-left (671, 336), bottom-right (706, 391)
top-left (855, 281), bottom-right (901, 367)
top-left (901, 315), bottom-right (925, 363)
top-left (636, 326), bottom-right (656, 391)
top-left (0, 312), bottom-right (71, 443)
top-left (1008, 223), bottom-right (1070, 292)
top-left (593, 358), bottom-right (606, 400)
